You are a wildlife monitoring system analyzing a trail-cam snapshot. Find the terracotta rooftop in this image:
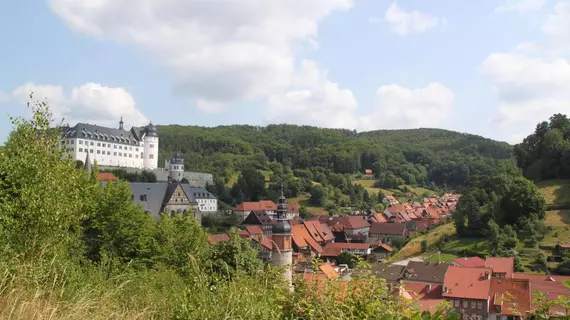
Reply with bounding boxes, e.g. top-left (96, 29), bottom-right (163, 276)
top-left (453, 257), bottom-right (486, 268)
top-left (401, 282), bottom-right (444, 313)
top-left (513, 273), bottom-right (570, 316)
top-left (341, 216), bottom-right (370, 229)
top-left (485, 257), bottom-right (514, 278)
top-left (96, 172), bottom-right (118, 181)
top-left (371, 213), bottom-right (388, 223)
top-left (489, 278), bottom-right (532, 316)
top-left (234, 200), bottom-right (277, 211)
top-left (291, 224), bottom-right (323, 253)
top-left (319, 263), bottom-right (340, 280)
top-left (245, 225), bottom-right (264, 235)
top-left (443, 266), bottom-right (492, 300)
top-left (324, 242), bottom-right (370, 251)
top-left (208, 233), bottom-right (230, 245)
top-left (252, 234), bottom-right (272, 250)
